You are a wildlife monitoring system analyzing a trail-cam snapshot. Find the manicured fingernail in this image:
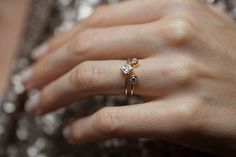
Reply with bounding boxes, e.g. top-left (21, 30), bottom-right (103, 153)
top-left (63, 126), bottom-right (77, 144)
top-left (63, 126), bottom-right (70, 139)
top-left (31, 43), bottom-right (48, 59)
top-left (19, 67), bottom-right (33, 86)
top-left (25, 90), bottom-right (40, 113)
